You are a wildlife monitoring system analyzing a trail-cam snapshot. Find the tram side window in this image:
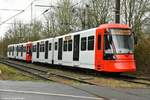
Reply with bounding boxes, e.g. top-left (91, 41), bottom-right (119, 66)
top-left (55, 42), bottom-right (58, 50)
top-left (11, 47), bottom-right (12, 55)
top-left (40, 45), bottom-right (42, 52)
top-left (98, 35), bottom-right (101, 50)
top-left (40, 45), bottom-right (41, 52)
top-left (18, 46), bottom-right (21, 52)
top-left (20, 46), bottom-right (22, 52)
top-left (81, 37), bottom-right (87, 51)
top-left (42, 44), bottom-right (45, 52)
top-left (18, 46), bottom-right (20, 52)
top-left (9, 47), bottom-right (11, 56)
top-left (68, 40), bottom-right (72, 51)
top-left (88, 36), bottom-right (94, 50)
top-left (17, 46), bottom-right (19, 56)
top-left (12, 46), bottom-right (14, 56)
top-left (32, 45), bottom-right (36, 52)
top-left (34, 45), bottom-right (37, 52)
top-left (21, 45), bottom-right (23, 57)
top-left (40, 44), bottom-right (45, 52)
top-left (32, 45), bottom-right (34, 52)
top-left (49, 43), bottom-right (51, 51)
top-left (23, 46), bottom-right (25, 52)
top-left (24, 46), bottom-right (26, 52)
top-left (63, 41), bottom-right (67, 51)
